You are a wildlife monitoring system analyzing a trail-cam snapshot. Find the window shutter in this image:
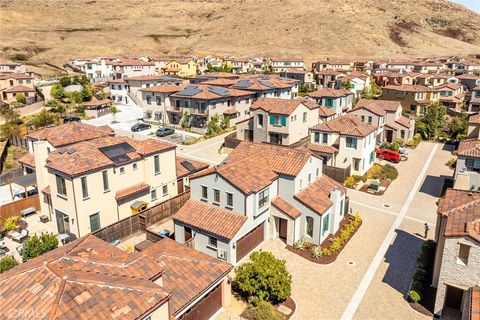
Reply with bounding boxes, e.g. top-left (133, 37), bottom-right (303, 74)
top-left (281, 116), bottom-right (287, 126)
top-left (270, 115), bottom-right (275, 125)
